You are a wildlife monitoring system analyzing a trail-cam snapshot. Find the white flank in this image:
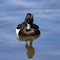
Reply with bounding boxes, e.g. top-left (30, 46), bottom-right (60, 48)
top-left (16, 29), bottom-right (20, 39)
top-left (16, 29), bottom-right (20, 35)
